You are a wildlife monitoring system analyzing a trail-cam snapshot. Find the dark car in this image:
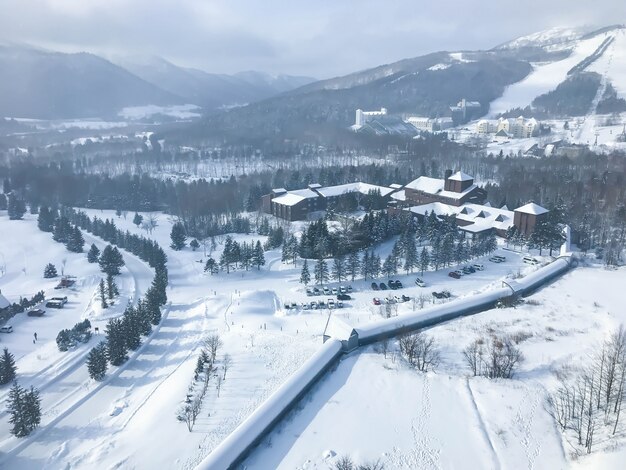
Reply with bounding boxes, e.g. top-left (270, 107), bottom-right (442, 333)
top-left (388, 280), bottom-right (397, 290)
top-left (448, 271), bottom-right (461, 279)
top-left (432, 291), bottom-right (443, 299)
top-left (462, 266), bottom-right (475, 275)
top-left (440, 290), bottom-right (451, 298)
top-left (46, 300), bottom-right (64, 309)
top-left (394, 280), bottom-right (403, 289)
top-left (379, 283), bottom-right (388, 290)
top-left (27, 309), bottom-right (45, 317)
top-left (337, 293), bottom-right (351, 301)
top-left (401, 294), bottom-right (411, 302)
top-left (371, 282), bottom-right (379, 291)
